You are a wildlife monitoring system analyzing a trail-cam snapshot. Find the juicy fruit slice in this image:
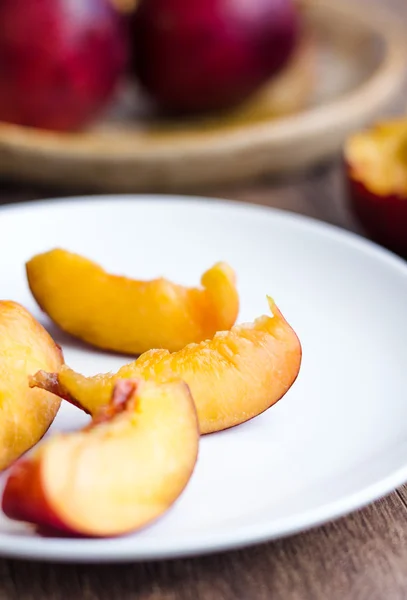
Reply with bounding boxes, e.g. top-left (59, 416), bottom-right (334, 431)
top-left (26, 248), bottom-right (239, 354)
top-left (3, 379), bottom-right (199, 537)
top-left (345, 120), bottom-right (407, 198)
top-left (32, 298), bottom-right (302, 434)
top-left (0, 301), bottom-right (63, 470)
top-left (345, 119), bottom-right (407, 256)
